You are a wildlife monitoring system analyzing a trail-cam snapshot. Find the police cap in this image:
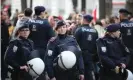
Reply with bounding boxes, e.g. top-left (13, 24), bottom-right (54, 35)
top-left (119, 8), bottom-right (129, 14)
top-left (55, 20), bottom-right (66, 30)
top-left (106, 24), bottom-right (120, 32)
top-left (34, 6), bottom-right (45, 15)
top-left (83, 14), bottom-right (93, 22)
top-left (18, 23), bottom-right (29, 31)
